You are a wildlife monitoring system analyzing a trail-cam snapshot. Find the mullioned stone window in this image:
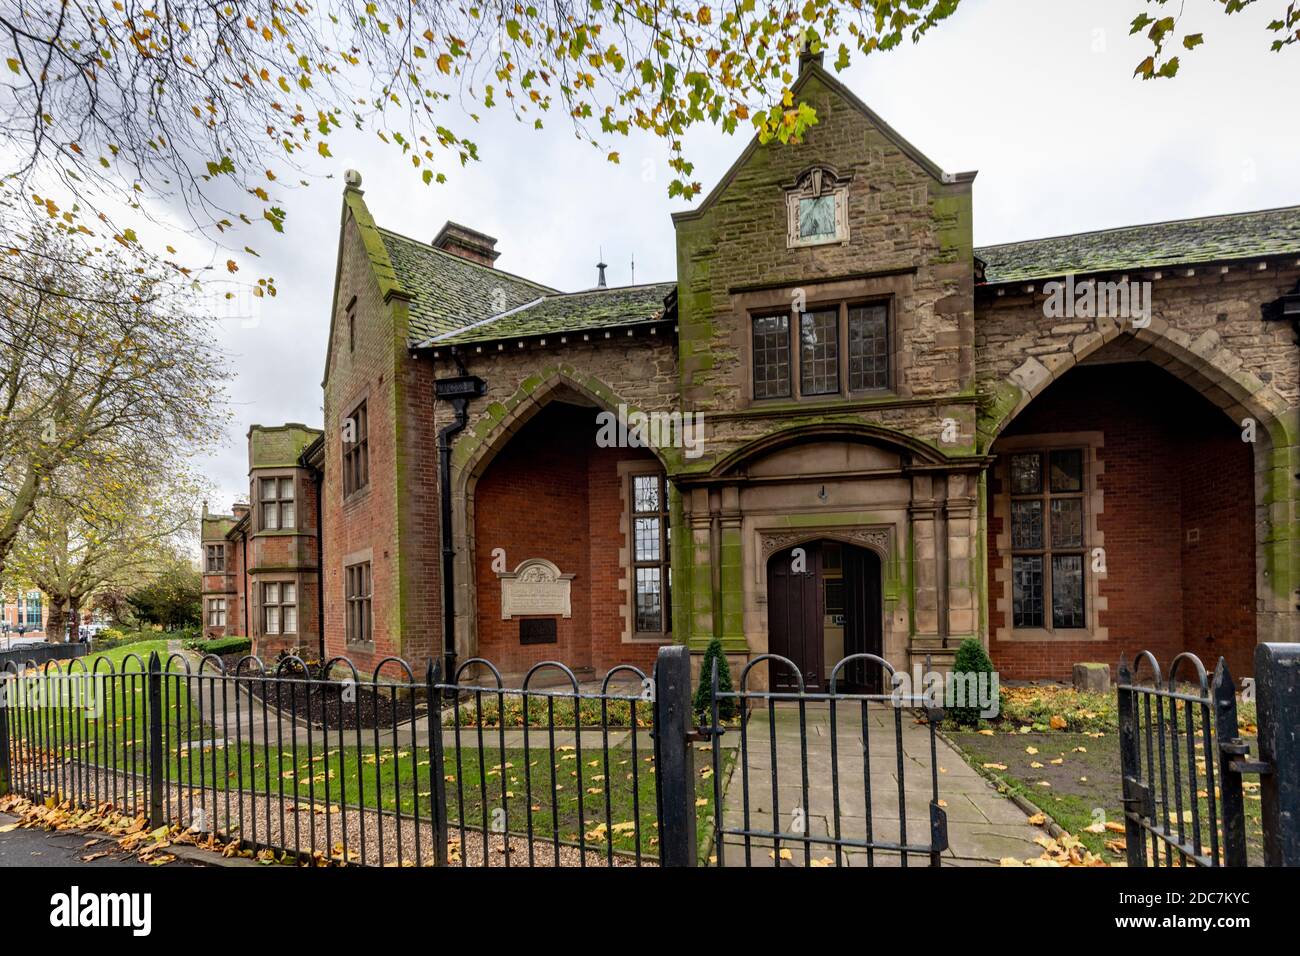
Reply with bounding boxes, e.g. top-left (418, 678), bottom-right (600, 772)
top-left (205, 544), bottom-right (226, 573)
top-left (1002, 443), bottom-right (1093, 635)
top-left (751, 301), bottom-right (891, 400)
